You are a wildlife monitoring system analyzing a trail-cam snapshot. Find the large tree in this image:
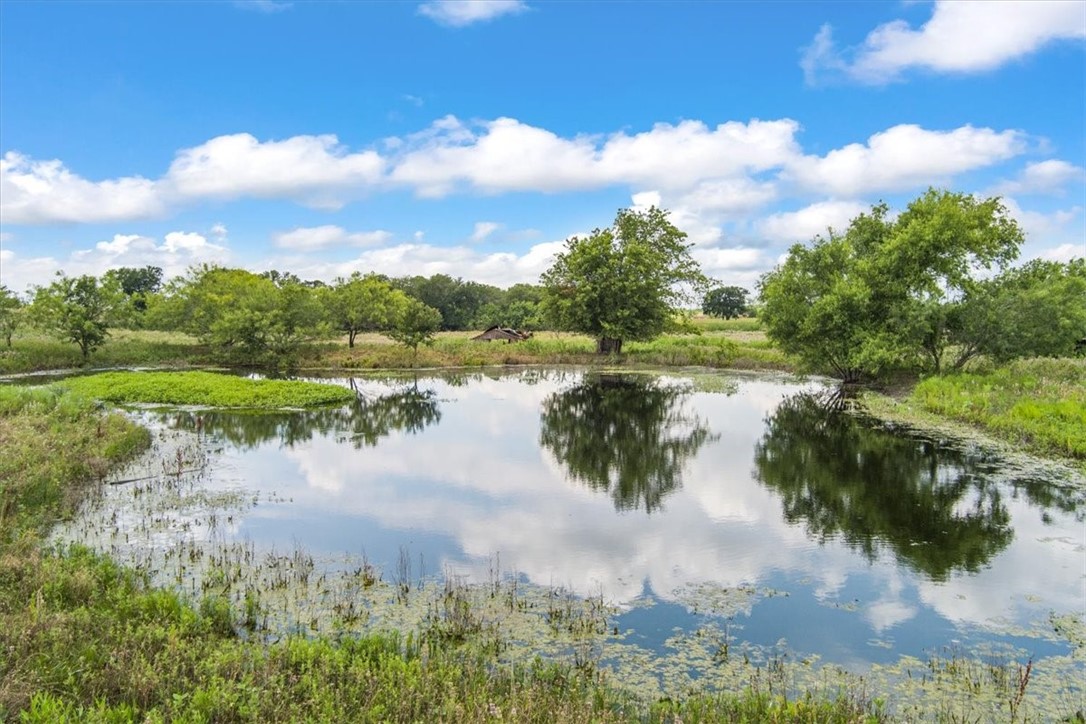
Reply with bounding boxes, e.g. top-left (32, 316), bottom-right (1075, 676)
top-left (702, 286), bottom-right (749, 319)
top-left (156, 265), bottom-right (327, 365)
top-left (540, 206), bottom-right (709, 354)
top-left (758, 190), bottom-right (1024, 381)
top-left (325, 273), bottom-right (404, 348)
top-left (30, 273), bottom-right (126, 359)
